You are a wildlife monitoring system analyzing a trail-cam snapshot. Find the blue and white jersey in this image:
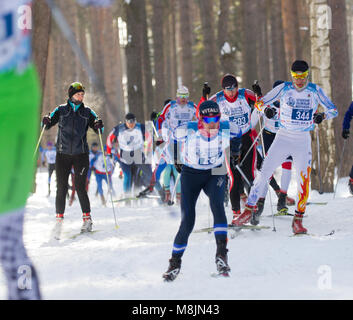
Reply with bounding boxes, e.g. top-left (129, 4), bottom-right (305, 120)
top-left (260, 82), bottom-right (338, 132)
top-left (161, 101), bottom-right (197, 141)
top-left (91, 152), bottom-right (114, 174)
top-left (174, 121), bottom-right (232, 170)
top-left (210, 89), bottom-right (254, 137)
top-left (251, 108), bottom-right (280, 134)
top-left (43, 148), bottom-right (56, 164)
top-left (115, 123), bottom-right (145, 152)
top-left (0, 1), bottom-right (32, 74)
